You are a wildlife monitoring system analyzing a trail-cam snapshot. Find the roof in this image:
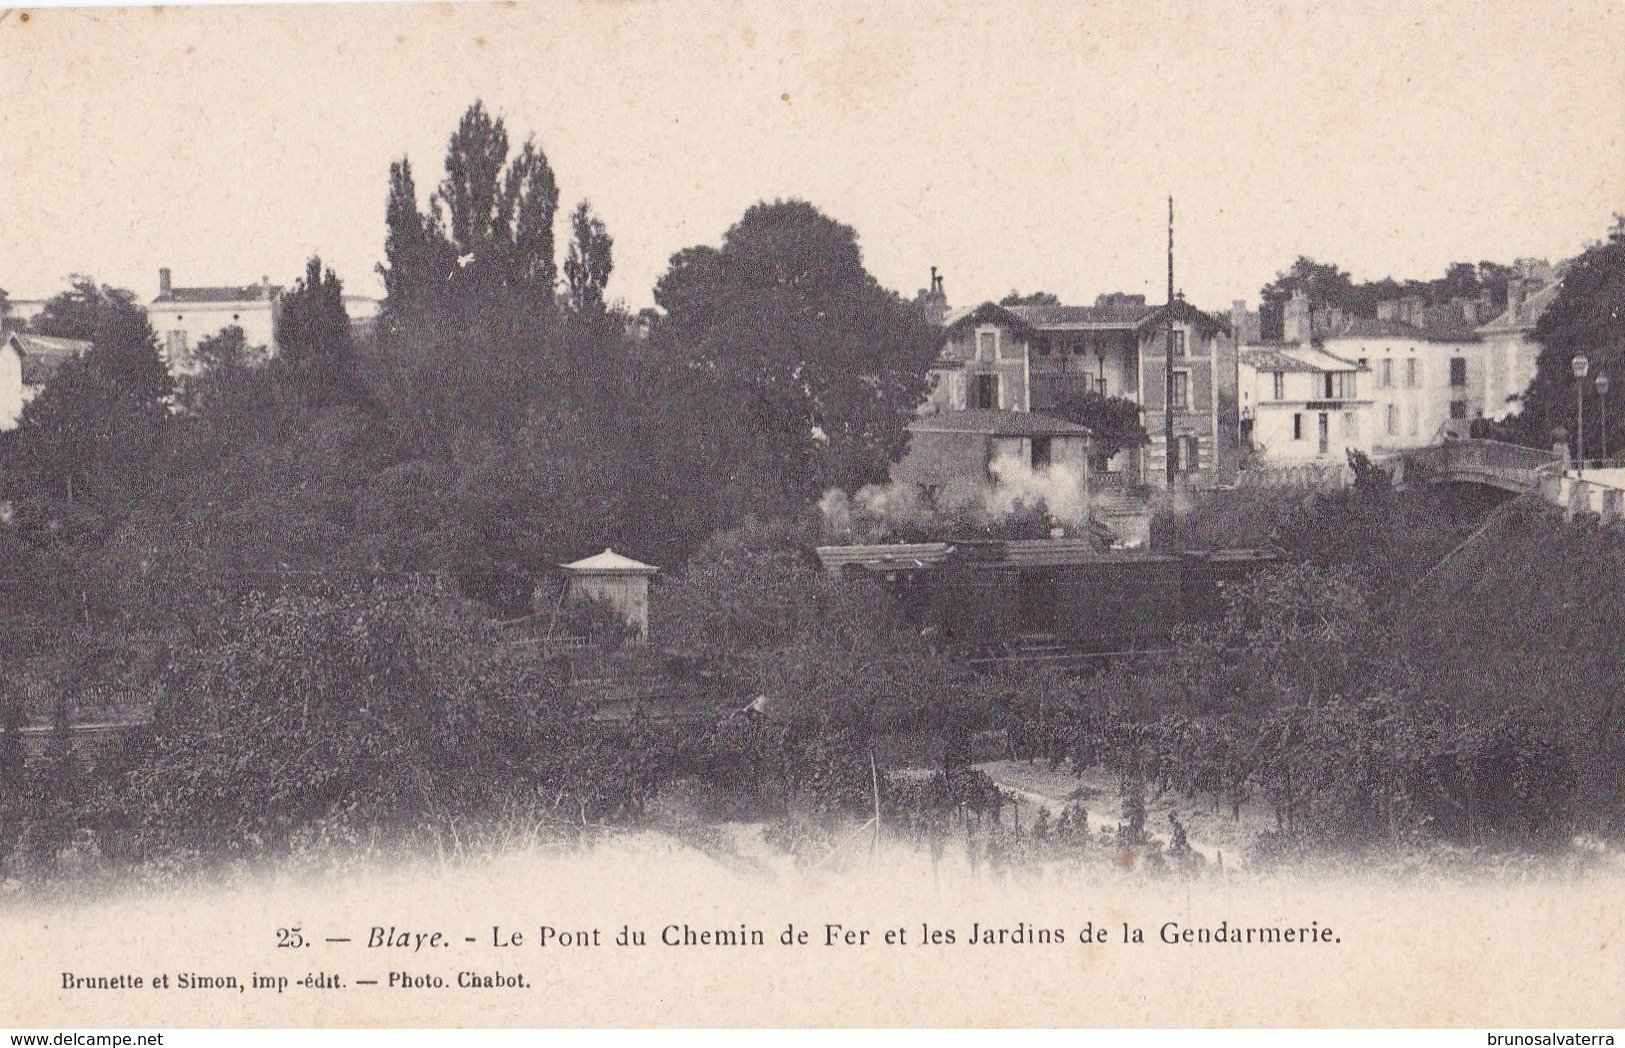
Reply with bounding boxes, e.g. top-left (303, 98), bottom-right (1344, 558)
top-left (1007, 302), bottom-right (1154, 328)
top-left (1317, 313), bottom-right (1477, 345)
top-left (940, 302), bottom-right (1039, 337)
top-left (1241, 345), bottom-right (1367, 374)
top-left (909, 409), bottom-right (1092, 438)
top-left (1000, 540), bottom-right (1177, 568)
top-left (949, 538), bottom-right (1179, 568)
top-left (5, 332), bottom-right (90, 386)
top-left (1477, 279), bottom-right (1562, 334)
top-left (152, 284), bottom-right (280, 305)
top-left (560, 548), bottom-right (659, 575)
top-left (1009, 297), bottom-right (1232, 337)
top-left (814, 543), bottom-right (953, 574)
